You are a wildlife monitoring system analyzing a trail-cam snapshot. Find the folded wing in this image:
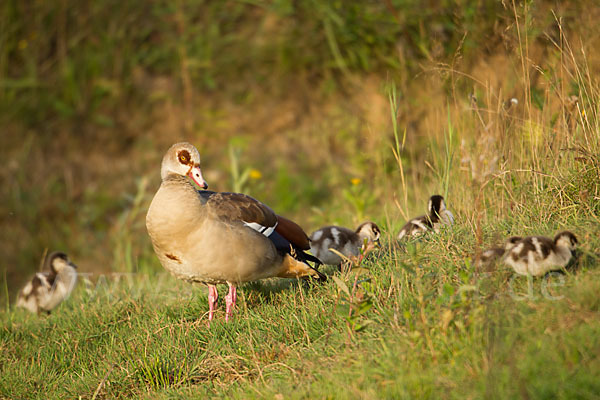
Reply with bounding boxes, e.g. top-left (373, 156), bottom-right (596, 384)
top-left (201, 191), bottom-right (323, 275)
